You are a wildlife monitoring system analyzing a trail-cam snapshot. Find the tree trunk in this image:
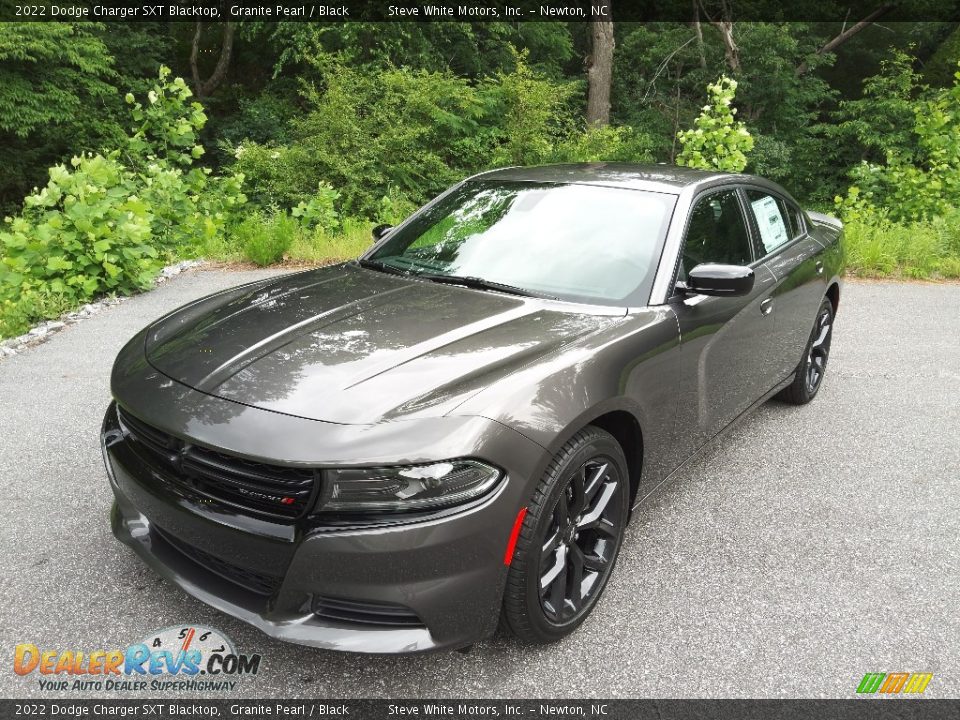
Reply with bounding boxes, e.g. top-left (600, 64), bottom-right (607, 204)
top-left (712, 19), bottom-right (740, 73)
top-left (698, 0), bottom-right (739, 73)
top-left (692, 0), bottom-right (706, 70)
top-left (586, 4), bottom-right (615, 127)
top-left (190, 20), bottom-right (236, 98)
